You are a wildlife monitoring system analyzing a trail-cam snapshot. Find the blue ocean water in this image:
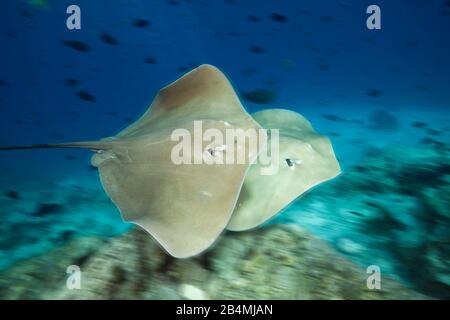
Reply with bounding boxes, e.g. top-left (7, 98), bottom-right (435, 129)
top-left (0, 0), bottom-right (449, 298)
